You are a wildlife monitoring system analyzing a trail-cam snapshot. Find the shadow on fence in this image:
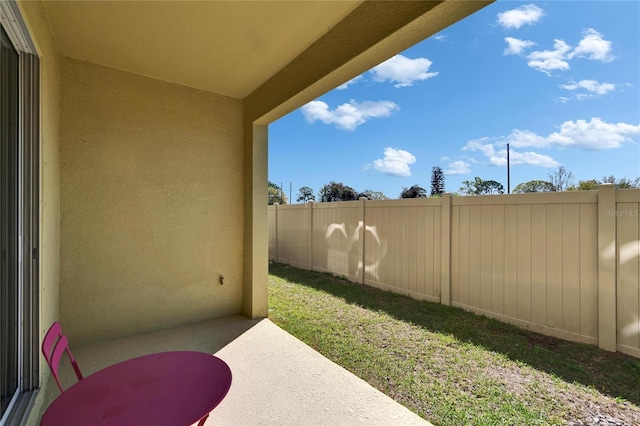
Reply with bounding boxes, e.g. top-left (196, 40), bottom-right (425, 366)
top-left (269, 262), bottom-right (640, 407)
